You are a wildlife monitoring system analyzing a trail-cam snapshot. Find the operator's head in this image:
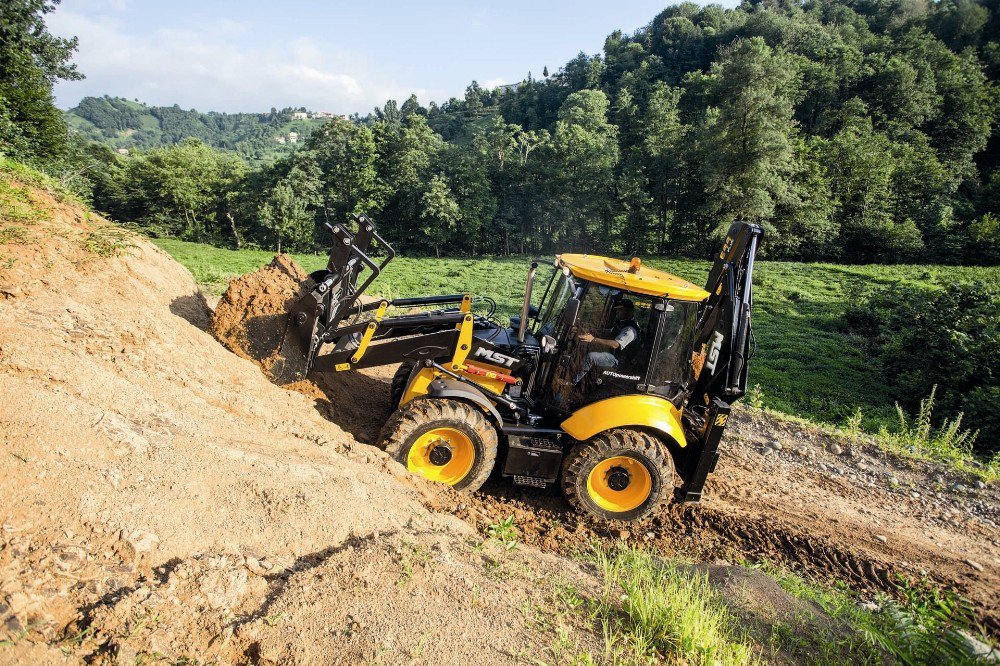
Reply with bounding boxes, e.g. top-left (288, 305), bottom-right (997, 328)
top-left (614, 299), bottom-right (635, 320)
